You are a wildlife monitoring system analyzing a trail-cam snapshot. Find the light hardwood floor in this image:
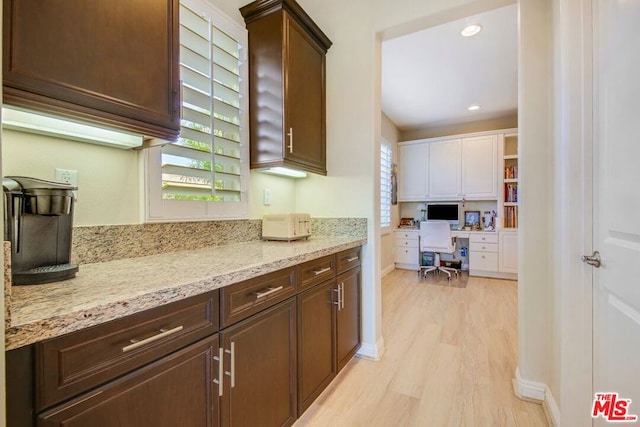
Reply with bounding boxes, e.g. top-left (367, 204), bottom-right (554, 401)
top-left (294, 269), bottom-right (548, 427)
